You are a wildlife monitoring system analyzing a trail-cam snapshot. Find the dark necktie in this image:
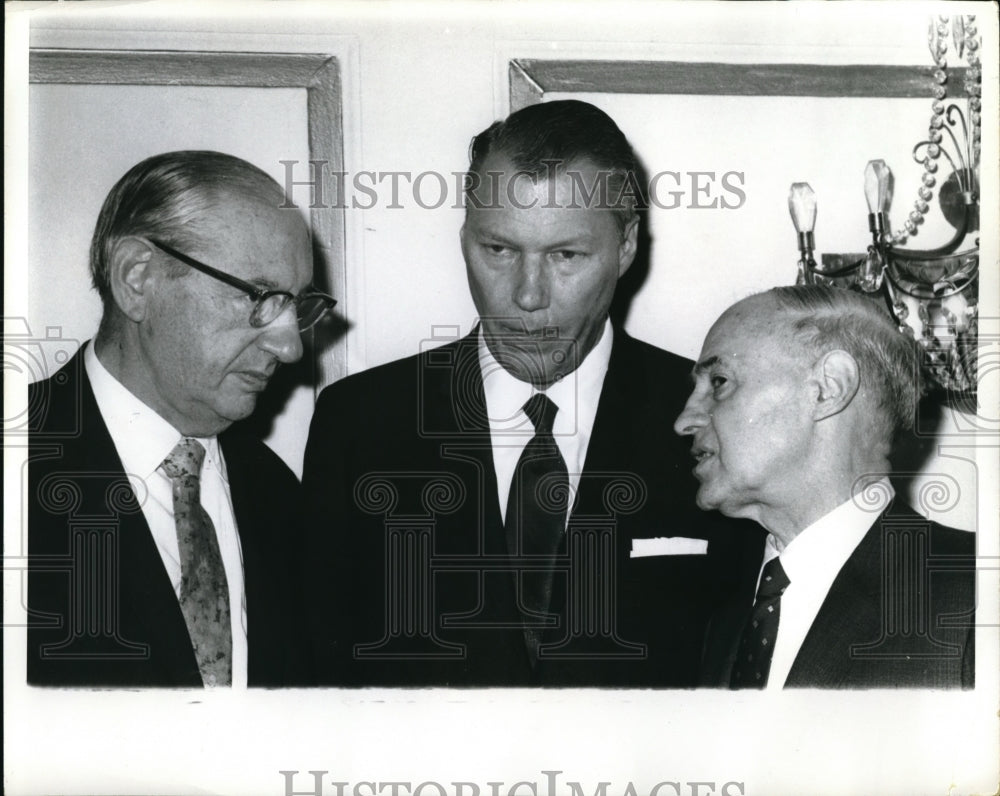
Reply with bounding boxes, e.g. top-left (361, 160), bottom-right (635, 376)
top-left (730, 556), bottom-right (790, 689)
top-left (161, 438), bottom-right (232, 687)
top-left (505, 393), bottom-right (570, 664)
